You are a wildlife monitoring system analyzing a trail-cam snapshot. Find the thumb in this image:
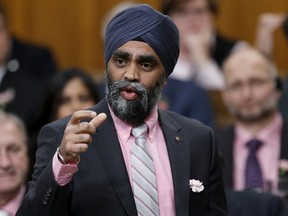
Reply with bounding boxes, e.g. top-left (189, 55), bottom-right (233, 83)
top-left (89, 112), bottom-right (107, 128)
